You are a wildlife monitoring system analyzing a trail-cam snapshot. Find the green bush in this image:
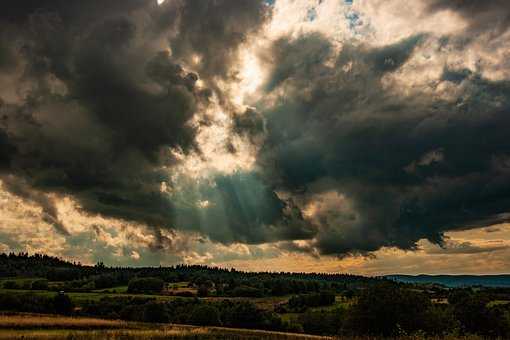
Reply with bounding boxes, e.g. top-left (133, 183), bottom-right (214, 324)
top-left (190, 305), bottom-right (221, 326)
top-left (127, 277), bottom-right (165, 294)
top-left (230, 286), bottom-right (264, 297)
top-left (143, 302), bottom-right (169, 323)
top-left (53, 293), bottom-right (74, 315)
top-left (31, 279), bottom-right (49, 290)
top-left (3, 280), bottom-right (18, 289)
top-left (344, 284), bottom-right (431, 336)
